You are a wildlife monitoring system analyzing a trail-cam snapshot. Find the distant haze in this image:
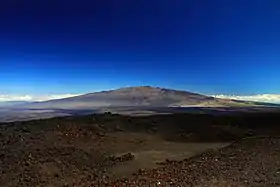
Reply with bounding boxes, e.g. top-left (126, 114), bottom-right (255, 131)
top-left (0, 94), bottom-right (80, 102)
